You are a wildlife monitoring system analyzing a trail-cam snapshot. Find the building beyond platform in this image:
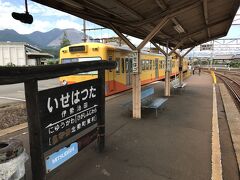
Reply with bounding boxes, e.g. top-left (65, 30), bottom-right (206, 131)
top-left (0, 42), bottom-right (53, 66)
